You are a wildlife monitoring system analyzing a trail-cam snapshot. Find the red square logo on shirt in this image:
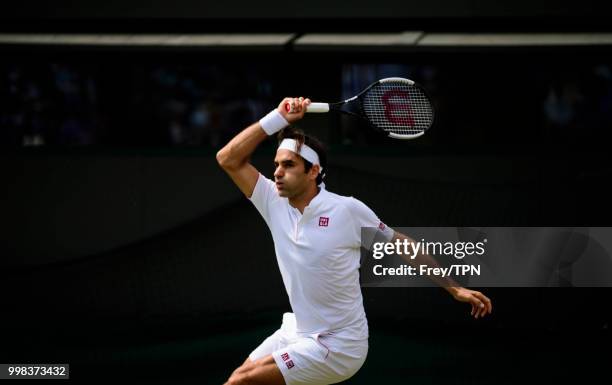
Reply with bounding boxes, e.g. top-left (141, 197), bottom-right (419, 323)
top-left (319, 217), bottom-right (329, 227)
top-left (379, 222), bottom-right (386, 231)
top-left (281, 353), bottom-right (290, 361)
top-left (286, 360), bottom-right (294, 369)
